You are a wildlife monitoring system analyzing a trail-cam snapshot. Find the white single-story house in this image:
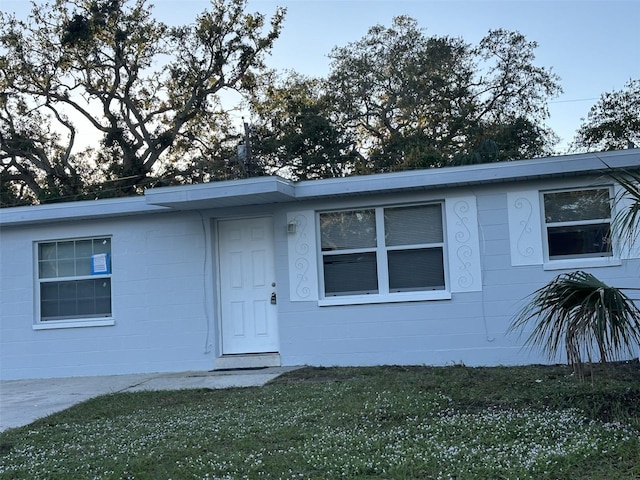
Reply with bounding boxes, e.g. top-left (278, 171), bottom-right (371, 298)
top-left (1, 149), bottom-right (639, 380)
